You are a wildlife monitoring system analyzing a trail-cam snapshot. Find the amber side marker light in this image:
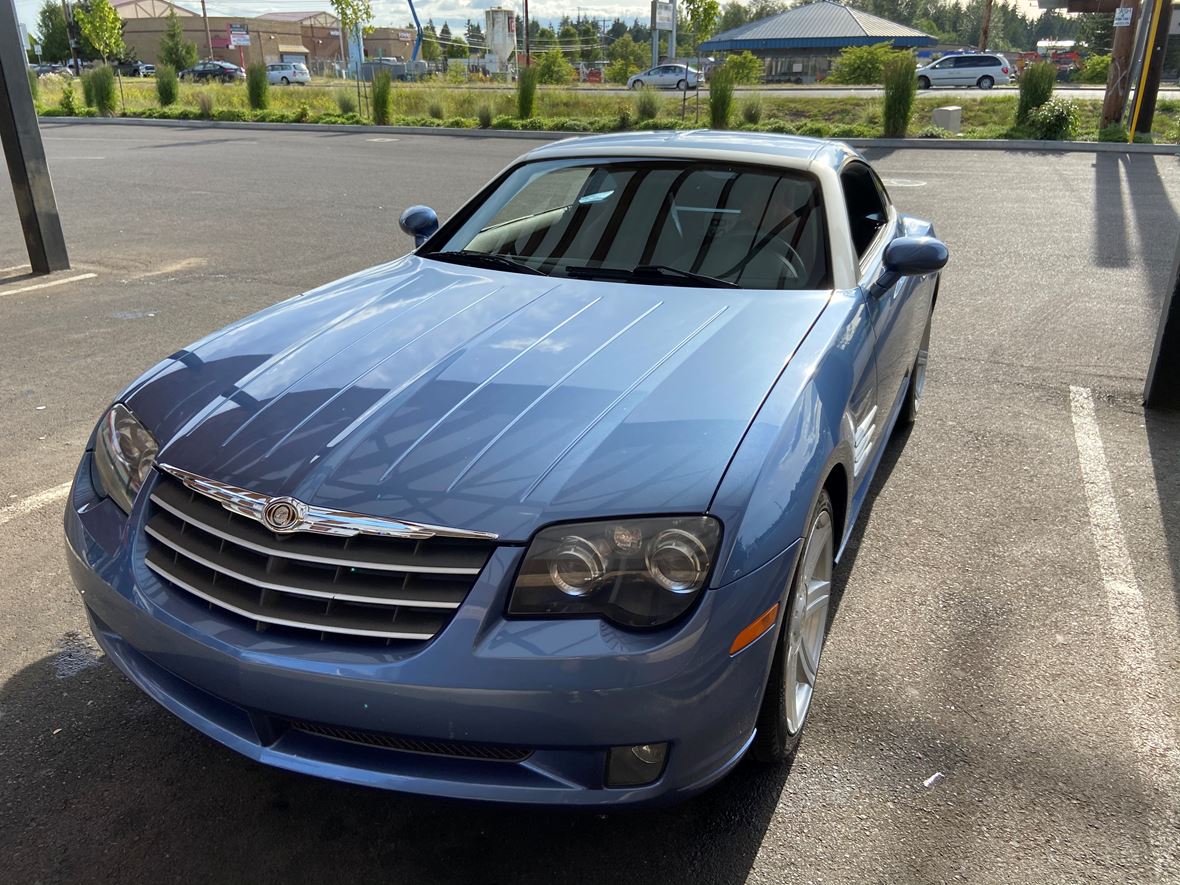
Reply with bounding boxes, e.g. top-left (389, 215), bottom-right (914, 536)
top-left (729, 603), bottom-right (780, 655)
